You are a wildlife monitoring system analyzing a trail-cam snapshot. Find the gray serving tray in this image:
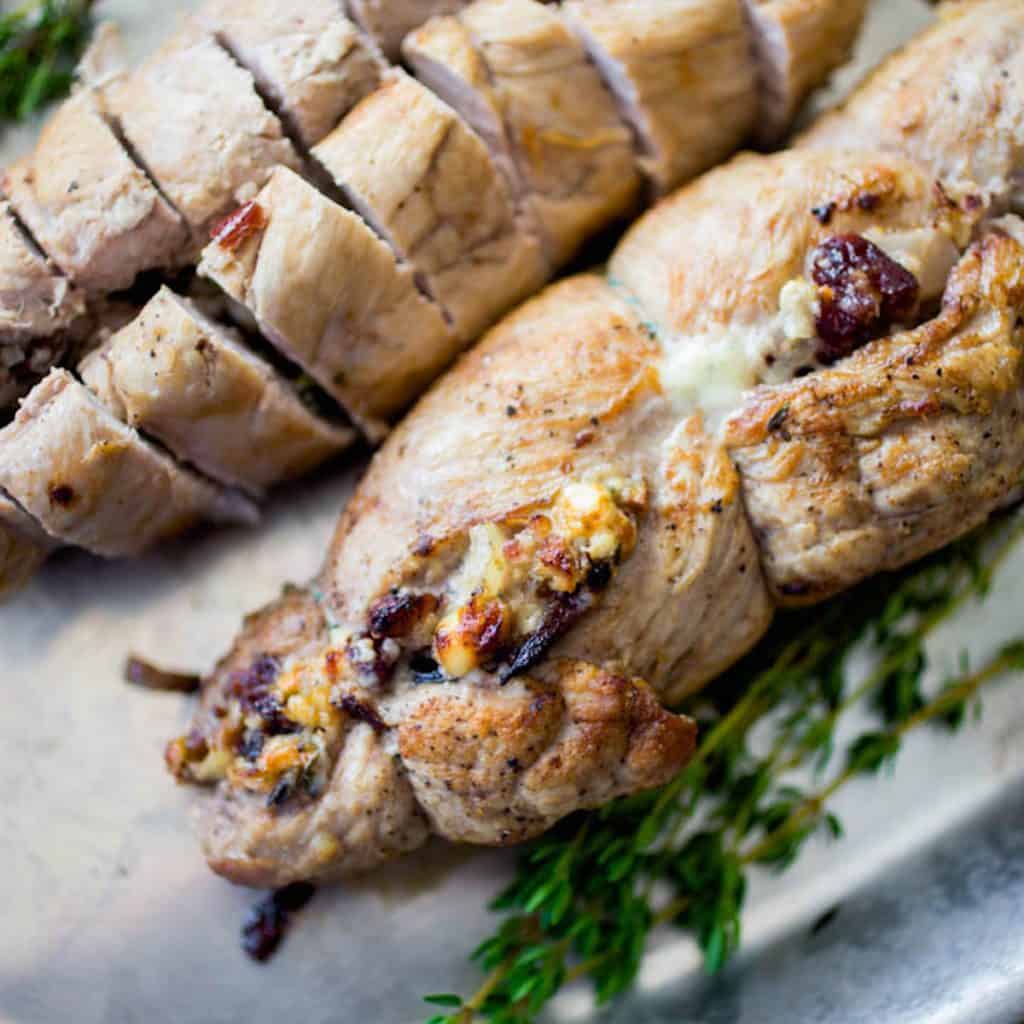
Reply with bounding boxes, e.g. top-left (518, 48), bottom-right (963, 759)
top-left (3, 1), bottom-right (1023, 1021)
